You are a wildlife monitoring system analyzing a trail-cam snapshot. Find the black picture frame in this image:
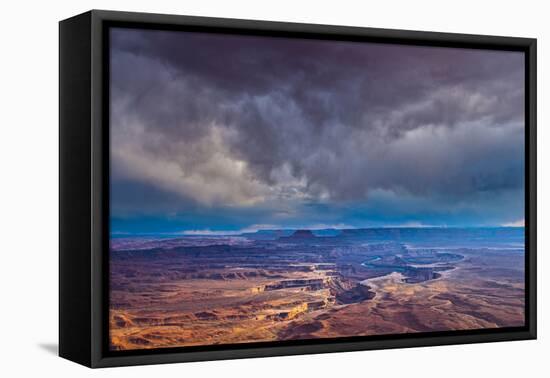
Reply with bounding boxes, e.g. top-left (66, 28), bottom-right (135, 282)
top-left (59, 9), bottom-right (537, 368)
